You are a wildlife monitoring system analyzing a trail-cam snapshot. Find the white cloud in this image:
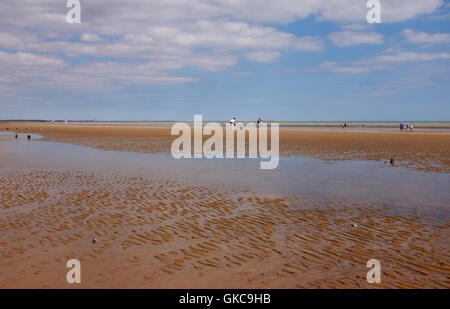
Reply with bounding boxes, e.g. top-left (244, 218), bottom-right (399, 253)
top-left (0, 51), bottom-right (66, 68)
top-left (0, 51), bottom-right (196, 90)
top-left (246, 51), bottom-right (280, 63)
top-left (80, 33), bottom-right (101, 42)
top-left (2, 0), bottom-right (441, 33)
top-left (310, 0), bottom-right (443, 23)
top-left (0, 0), bottom-right (446, 91)
top-left (123, 21), bottom-right (323, 53)
top-left (402, 28), bottom-right (450, 45)
top-left (315, 50), bottom-right (450, 74)
top-left (293, 36), bottom-right (325, 51)
top-left (1, 1), bottom-right (444, 33)
top-left (315, 61), bottom-right (372, 74)
top-left (0, 15), bottom-right (324, 74)
top-left (376, 51), bottom-right (450, 62)
top-left (376, 0), bottom-right (444, 22)
top-left (328, 31), bottom-right (383, 47)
